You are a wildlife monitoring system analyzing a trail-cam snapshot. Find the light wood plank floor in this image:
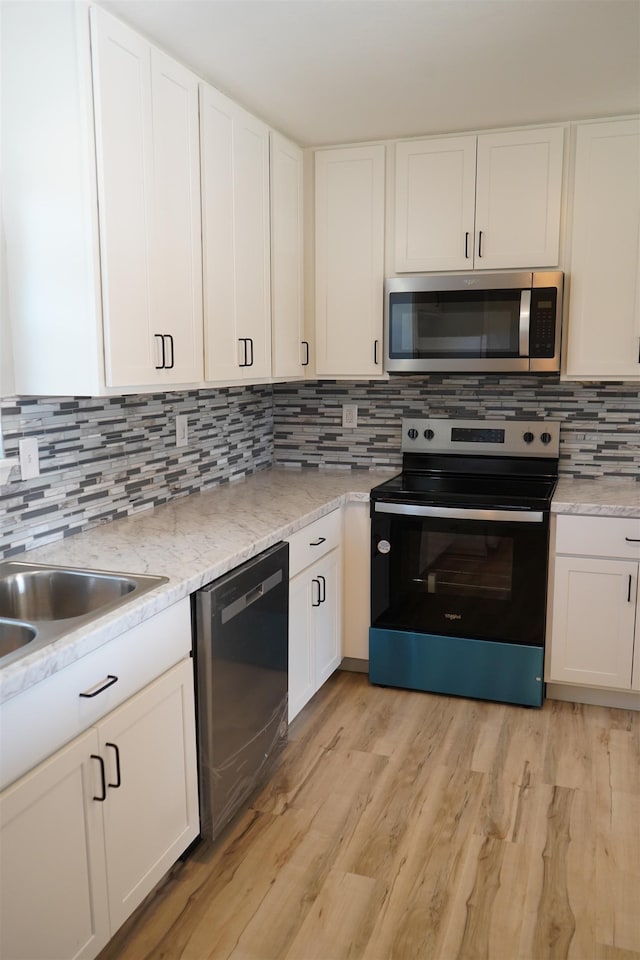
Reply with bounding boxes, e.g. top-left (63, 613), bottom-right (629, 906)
top-left (99, 672), bottom-right (640, 960)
